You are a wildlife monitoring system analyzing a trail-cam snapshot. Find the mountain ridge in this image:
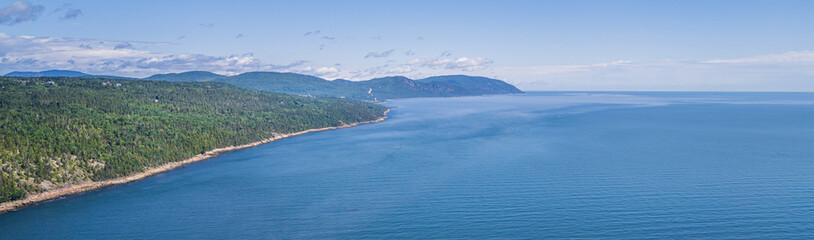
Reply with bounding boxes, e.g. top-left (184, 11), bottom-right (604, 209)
top-left (5, 70), bottom-right (89, 77)
top-left (4, 70), bottom-right (523, 101)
